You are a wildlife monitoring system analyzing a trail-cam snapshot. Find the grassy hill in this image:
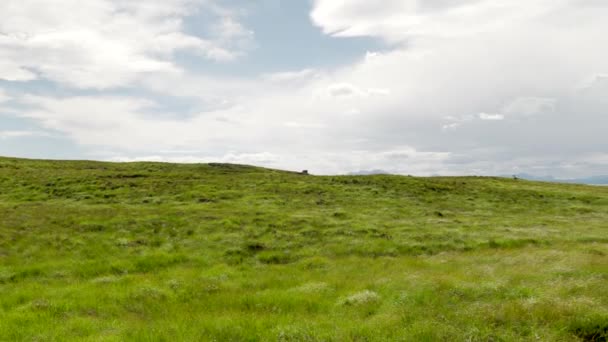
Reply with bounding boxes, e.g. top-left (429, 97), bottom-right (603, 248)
top-left (0, 156), bottom-right (607, 341)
